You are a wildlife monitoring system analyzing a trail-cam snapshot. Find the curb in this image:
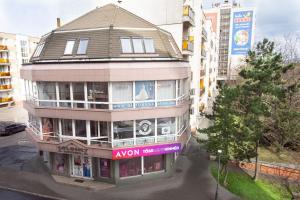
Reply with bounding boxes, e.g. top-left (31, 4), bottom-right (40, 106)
top-left (0, 185), bottom-right (68, 200)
